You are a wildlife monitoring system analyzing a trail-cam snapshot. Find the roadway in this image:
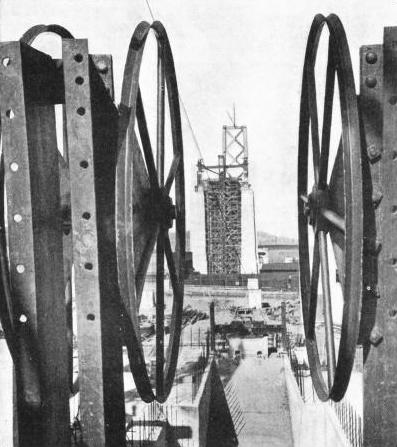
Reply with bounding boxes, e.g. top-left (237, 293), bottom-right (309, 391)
top-left (229, 356), bottom-right (293, 447)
